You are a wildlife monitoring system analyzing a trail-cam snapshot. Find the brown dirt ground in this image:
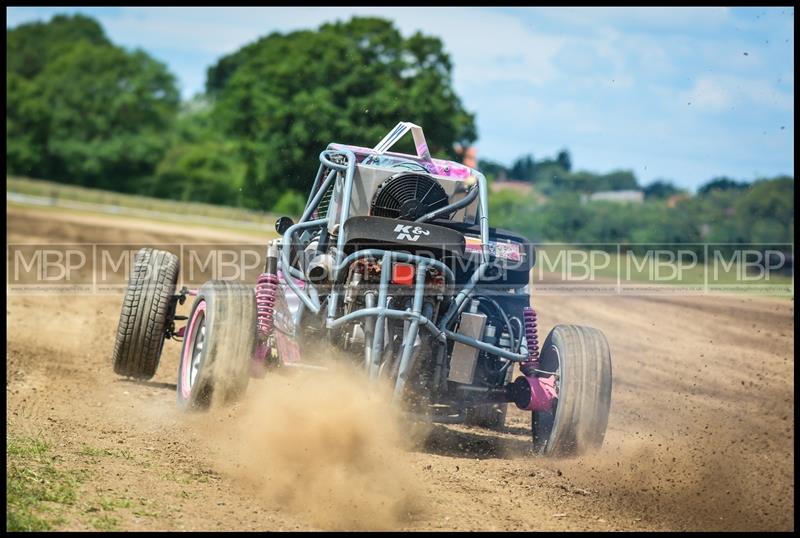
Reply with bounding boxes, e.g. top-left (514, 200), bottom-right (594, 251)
top-left (6, 204), bottom-right (795, 531)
